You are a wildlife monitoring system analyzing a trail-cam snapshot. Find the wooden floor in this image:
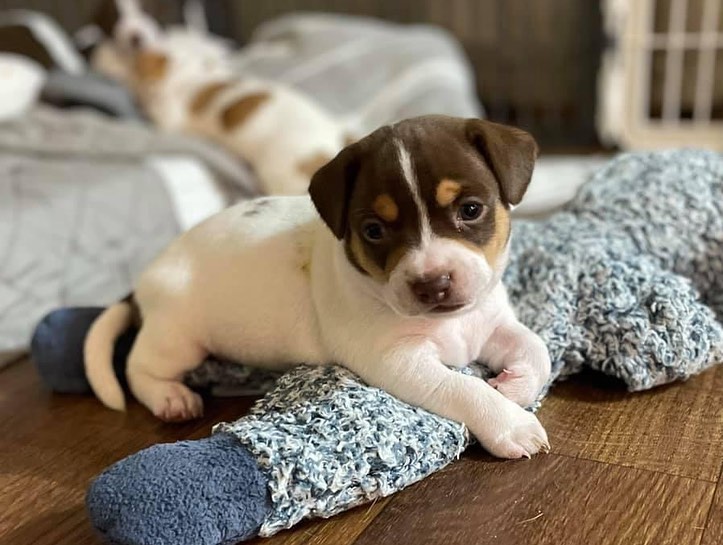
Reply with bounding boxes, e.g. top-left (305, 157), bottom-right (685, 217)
top-left (1, 358), bottom-right (721, 545)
